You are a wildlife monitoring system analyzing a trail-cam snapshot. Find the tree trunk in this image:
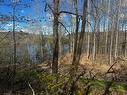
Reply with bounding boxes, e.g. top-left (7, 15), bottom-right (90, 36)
top-left (71, 0), bottom-right (88, 76)
top-left (114, 1), bottom-right (120, 59)
top-left (52, 0), bottom-right (60, 74)
top-left (70, 0), bottom-right (88, 94)
top-left (124, 28), bottom-right (127, 57)
top-left (59, 25), bottom-right (62, 57)
top-left (13, 5), bottom-right (16, 64)
top-left (109, 20), bottom-right (114, 64)
top-left (72, 0), bottom-right (79, 65)
top-left (87, 0), bottom-right (90, 59)
top-left (93, 20), bottom-right (97, 61)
